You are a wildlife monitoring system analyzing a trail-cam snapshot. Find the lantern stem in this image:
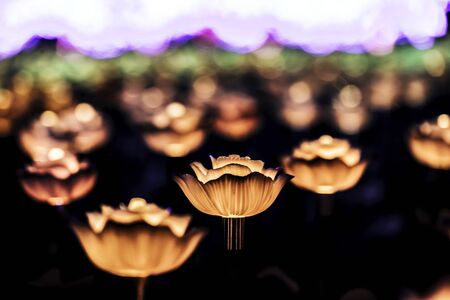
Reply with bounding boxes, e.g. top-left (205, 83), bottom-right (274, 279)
top-left (319, 194), bottom-right (334, 217)
top-left (223, 217), bottom-right (245, 251)
top-left (137, 277), bottom-right (146, 300)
